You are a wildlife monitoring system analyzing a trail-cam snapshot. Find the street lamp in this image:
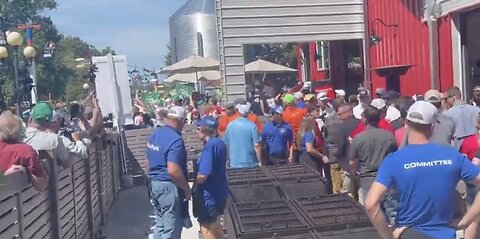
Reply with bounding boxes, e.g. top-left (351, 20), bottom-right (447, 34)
top-left (6, 31), bottom-right (24, 114)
